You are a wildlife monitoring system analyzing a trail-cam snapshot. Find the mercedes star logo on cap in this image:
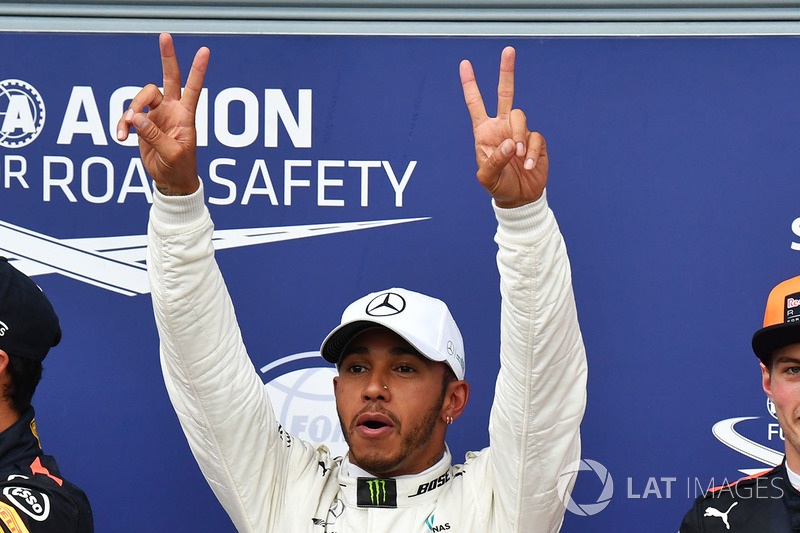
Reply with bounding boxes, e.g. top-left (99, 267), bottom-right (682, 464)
top-left (366, 292), bottom-right (406, 317)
